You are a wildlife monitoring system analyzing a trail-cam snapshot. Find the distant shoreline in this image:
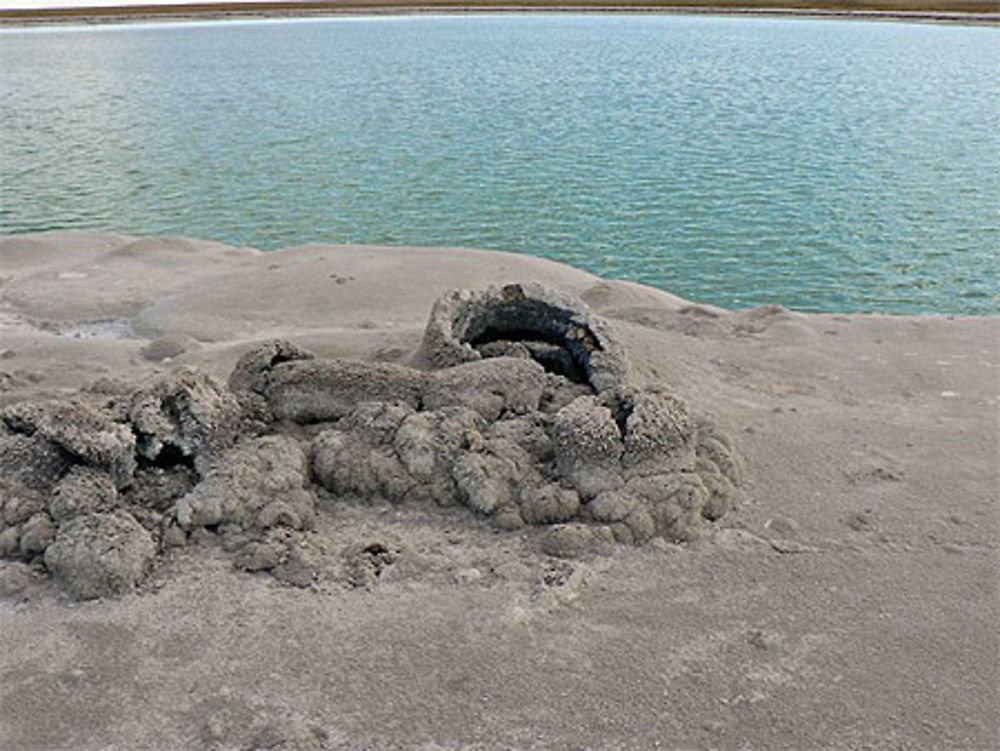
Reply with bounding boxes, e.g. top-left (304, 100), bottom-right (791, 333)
top-left (2, 2), bottom-right (999, 28)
